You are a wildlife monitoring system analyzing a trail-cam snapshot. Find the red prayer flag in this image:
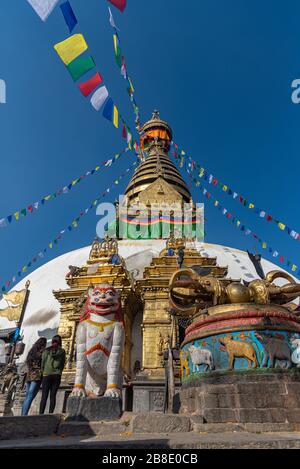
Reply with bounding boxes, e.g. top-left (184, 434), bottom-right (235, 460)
top-left (79, 72), bottom-right (103, 97)
top-left (122, 125), bottom-right (127, 139)
top-left (108, 0), bottom-right (127, 13)
top-left (267, 215), bottom-right (273, 222)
